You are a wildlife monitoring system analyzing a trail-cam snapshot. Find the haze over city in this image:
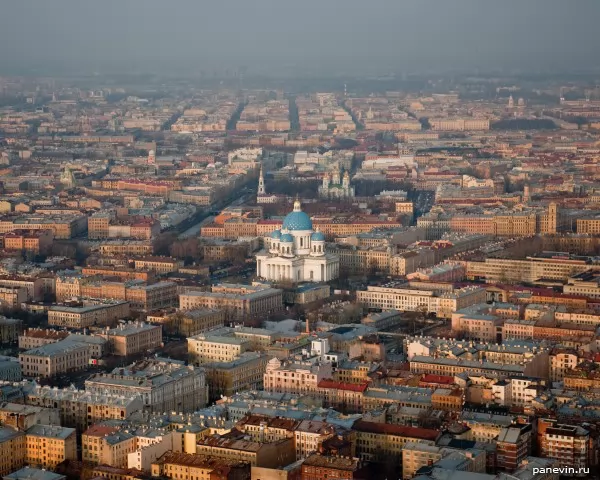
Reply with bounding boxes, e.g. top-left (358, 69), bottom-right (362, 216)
top-left (1, 0), bottom-right (600, 75)
top-left (2, 3), bottom-right (600, 480)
